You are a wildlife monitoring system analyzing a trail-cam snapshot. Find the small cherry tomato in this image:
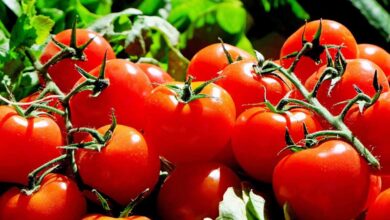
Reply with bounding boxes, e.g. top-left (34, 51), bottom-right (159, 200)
top-left (358, 44), bottom-right (390, 78)
top-left (40, 29), bottom-right (116, 92)
top-left (280, 19), bottom-right (358, 82)
top-left (136, 63), bottom-right (173, 87)
top-left (0, 173), bottom-right (86, 220)
top-left (366, 188), bottom-right (390, 220)
top-left (187, 43), bottom-right (255, 81)
top-left (76, 124), bottom-right (160, 205)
